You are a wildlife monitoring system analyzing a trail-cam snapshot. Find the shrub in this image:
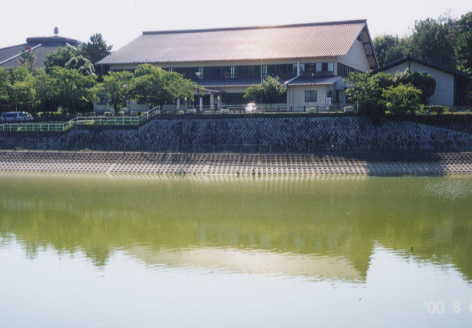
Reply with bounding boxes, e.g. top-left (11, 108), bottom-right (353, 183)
top-left (383, 84), bottom-right (422, 115)
top-left (243, 76), bottom-right (287, 104)
top-left (424, 105), bottom-right (448, 115)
